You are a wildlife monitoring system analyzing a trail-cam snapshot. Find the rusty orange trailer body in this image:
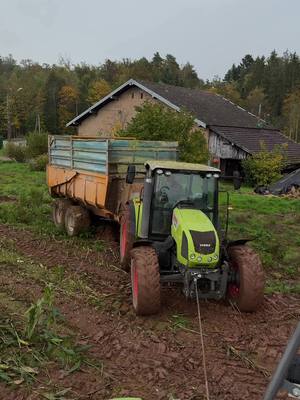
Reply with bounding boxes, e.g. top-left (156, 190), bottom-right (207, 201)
top-left (47, 136), bottom-right (178, 220)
